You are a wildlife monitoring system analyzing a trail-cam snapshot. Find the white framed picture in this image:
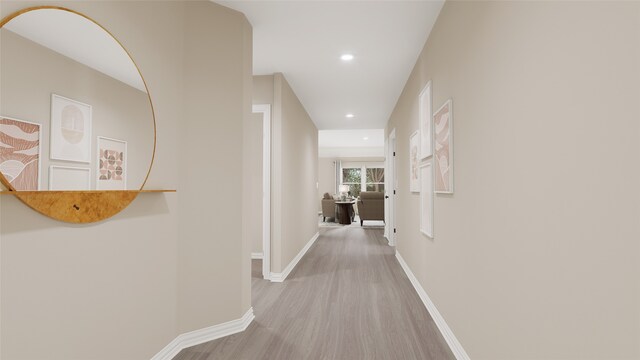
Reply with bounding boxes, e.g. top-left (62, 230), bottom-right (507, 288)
top-left (419, 80), bottom-right (432, 160)
top-left (409, 130), bottom-right (420, 193)
top-left (419, 161), bottom-right (433, 238)
top-left (0, 116), bottom-right (42, 190)
top-left (50, 94), bottom-right (92, 163)
top-left (434, 99), bottom-right (453, 194)
top-left (96, 136), bottom-right (127, 190)
top-left (49, 165), bottom-right (90, 190)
